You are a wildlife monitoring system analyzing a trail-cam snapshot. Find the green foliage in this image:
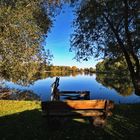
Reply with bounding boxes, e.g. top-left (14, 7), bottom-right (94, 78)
top-left (95, 58), bottom-right (135, 96)
top-left (70, 0), bottom-right (140, 95)
top-left (46, 65), bottom-right (95, 74)
top-left (96, 58), bottom-right (128, 74)
top-left (84, 67), bottom-right (96, 73)
top-left (70, 0), bottom-right (140, 60)
top-left (0, 0), bottom-right (53, 82)
top-left (2, 62), bottom-right (47, 86)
